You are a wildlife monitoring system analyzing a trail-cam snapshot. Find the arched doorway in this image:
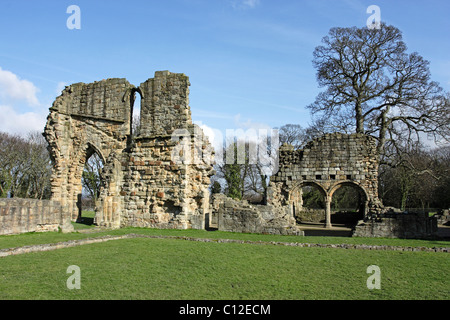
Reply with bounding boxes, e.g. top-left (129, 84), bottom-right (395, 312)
top-left (290, 182), bottom-right (327, 226)
top-left (329, 182), bottom-right (368, 226)
top-left (77, 145), bottom-right (105, 226)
